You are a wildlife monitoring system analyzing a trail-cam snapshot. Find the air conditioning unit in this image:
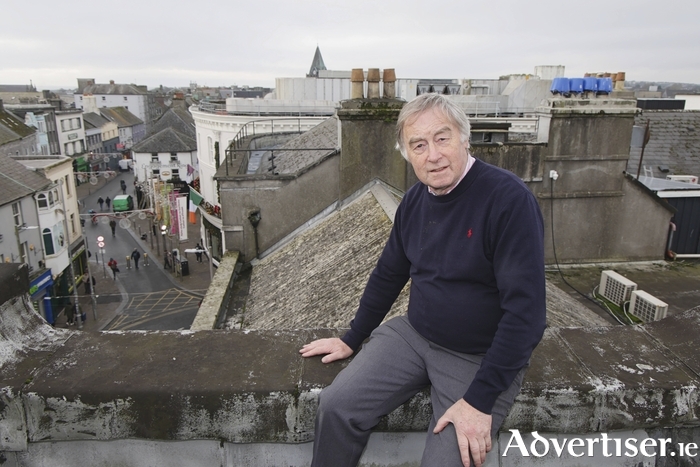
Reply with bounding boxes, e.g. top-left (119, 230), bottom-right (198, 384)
top-left (629, 290), bottom-right (668, 323)
top-left (599, 270), bottom-right (637, 306)
top-left (666, 175), bottom-right (698, 184)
